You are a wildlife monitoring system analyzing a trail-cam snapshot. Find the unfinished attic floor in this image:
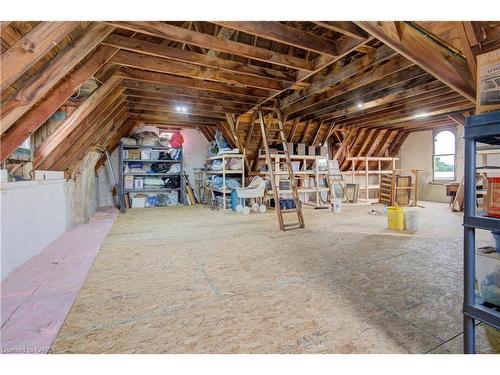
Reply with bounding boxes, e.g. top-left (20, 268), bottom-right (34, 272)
top-left (51, 202), bottom-right (498, 354)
